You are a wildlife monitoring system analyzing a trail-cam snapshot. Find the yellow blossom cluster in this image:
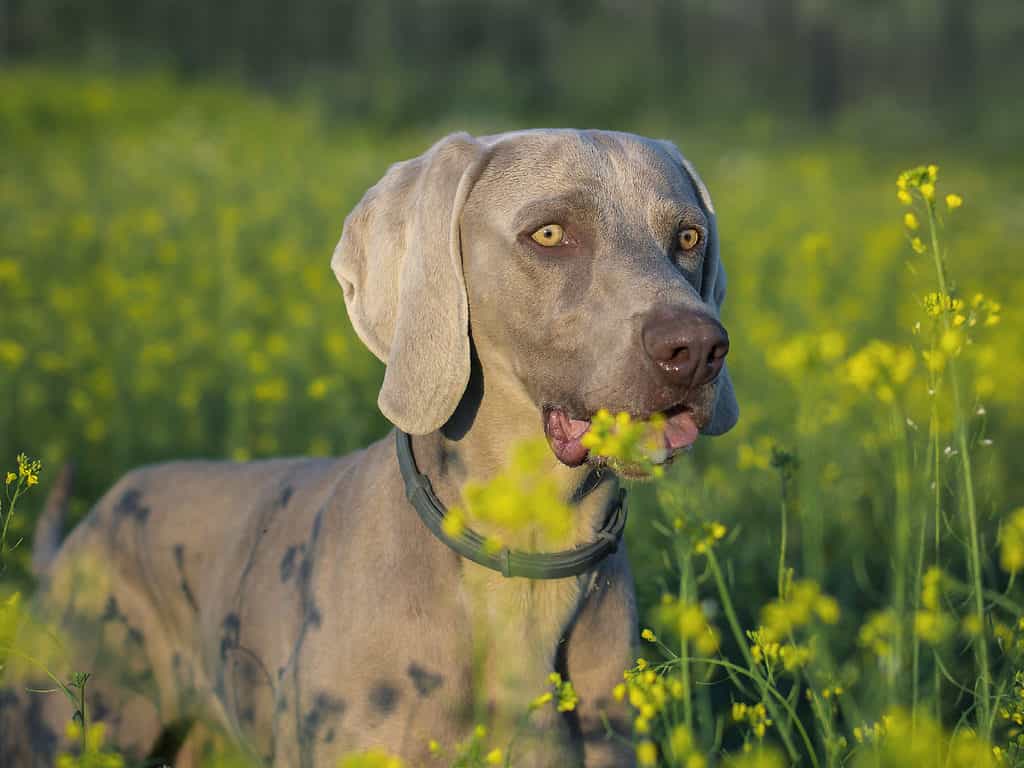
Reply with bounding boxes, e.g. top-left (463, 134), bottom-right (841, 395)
top-left (636, 723), bottom-right (706, 768)
top-left (580, 409), bottom-right (667, 476)
top-left (669, 510), bottom-right (729, 555)
top-left (656, 595), bottom-right (721, 654)
top-left (844, 341), bottom-right (915, 404)
top-left (443, 438), bottom-right (572, 551)
top-left (767, 330), bottom-right (847, 383)
top-left (614, 658), bottom-right (690, 737)
top-left (997, 671), bottom-right (1024, 755)
top-left (6, 453), bottom-right (41, 488)
top-left (923, 291), bottom-right (1000, 330)
top-left (57, 722), bottom-right (124, 768)
top-left (851, 708), bottom-right (998, 768)
top-left (759, 580), bottom-right (840, 643)
top-left (732, 701), bottom-right (773, 739)
top-left (425, 724), bottom-right (502, 766)
top-left (857, 609), bottom-right (897, 659)
top-left (993, 618), bottom-right (1024, 658)
top-left (1000, 508), bottom-right (1024, 574)
top-left (528, 673), bottom-right (579, 714)
top-left (746, 628), bottom-right (812, 673)
top-left (895, 164), bottom-right (940, 206)
top-left (914, 566), bottom-right (953, 645)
